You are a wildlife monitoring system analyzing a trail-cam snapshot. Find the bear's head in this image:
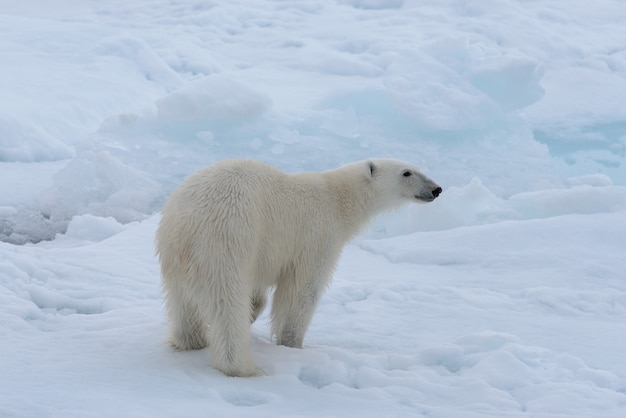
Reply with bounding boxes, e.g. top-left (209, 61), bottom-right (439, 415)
top-left (365, 158), bottom-right (442, 209)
